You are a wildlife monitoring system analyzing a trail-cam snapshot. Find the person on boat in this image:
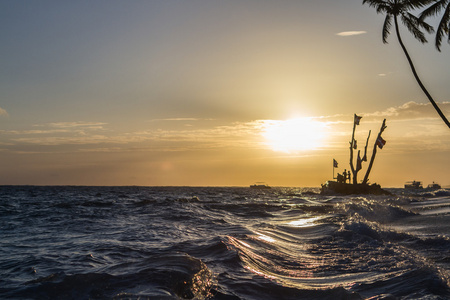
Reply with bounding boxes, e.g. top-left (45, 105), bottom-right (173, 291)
top-left (343, 170), bottom-right (348, 184)
top-left (337, 173), bottom-right (344, 184)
